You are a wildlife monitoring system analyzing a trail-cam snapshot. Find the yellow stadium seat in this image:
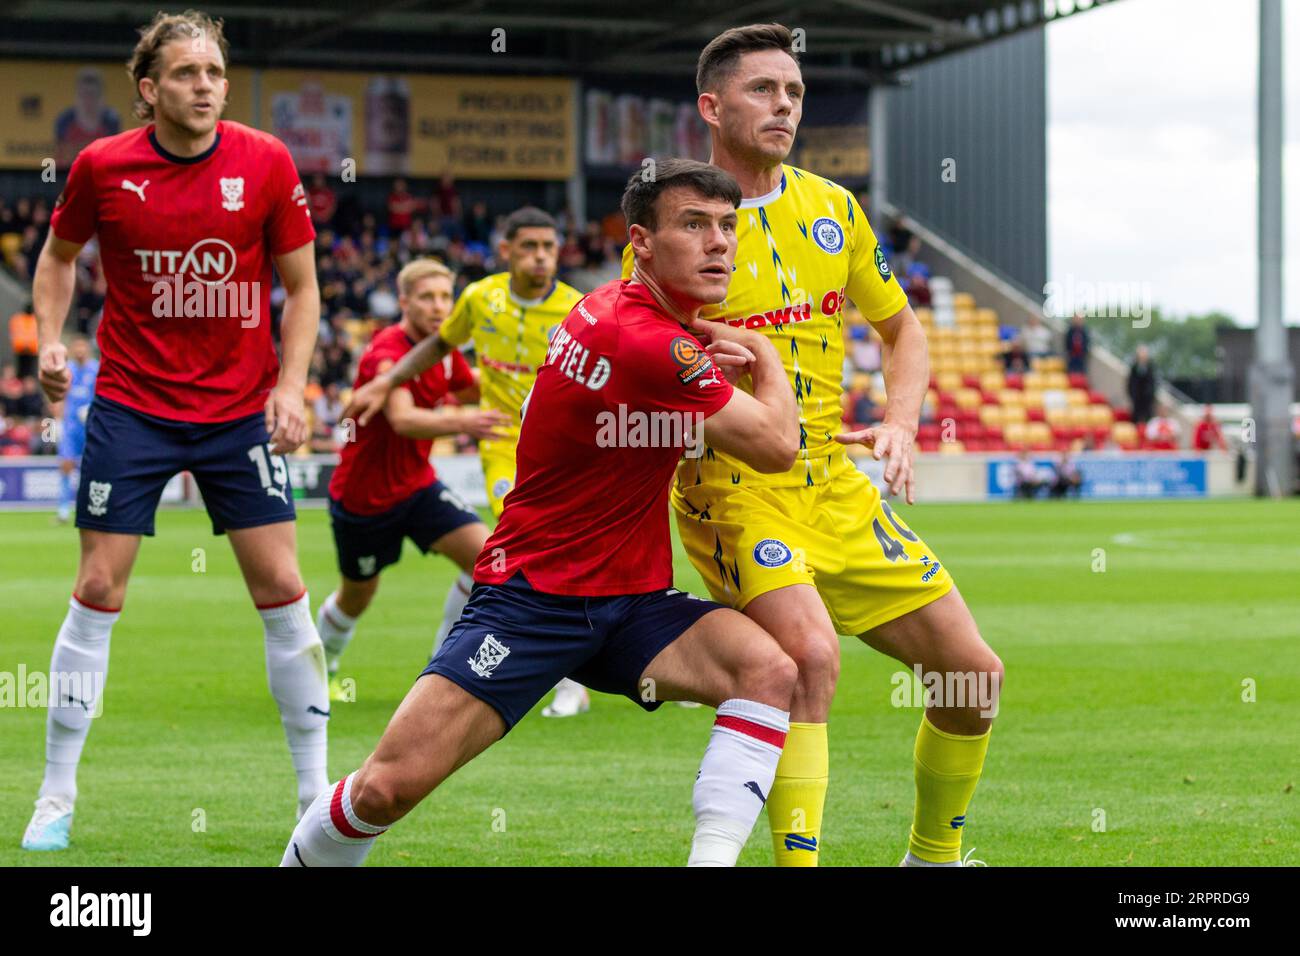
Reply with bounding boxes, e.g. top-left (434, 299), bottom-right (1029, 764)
top-left (1088, 405), bottom-right (1115, 427)
top-left (1027, 422), bottom-right (1052, 444)
top-left (979, 405), bottom-right (1003, 427)
top-left (1066, 405), bottom-right (1091, 428)
top-left (1065, 388), bottom-right (1089, 407)
top-left (936, 372), bottom-right (963, 393)
top-left (1001, 405), bottom-right (1028, 424)
top-left (1112, 421), bottom-right (1139, 449)
top-left (914, 307), bottom-right (933, 324)
top-left (980, 370), bottom-right (1005, 392)
top-left (939, 440), bottom-right (966, 456)
top-left (1045, 407), bottom-right (1070, 427)
top-left (1022, 389), bottom-right (1045, 409)
top-left (998, 388), bottom-right (1025, 407)
top-left (952, 292), bottom-right (976, 310)
top-left (1004, 422), bottom-right (1028, 446)
top-left (955, 388), bottom-right (982, 410)
top-left (977, 308), bottom-right (998, 325)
